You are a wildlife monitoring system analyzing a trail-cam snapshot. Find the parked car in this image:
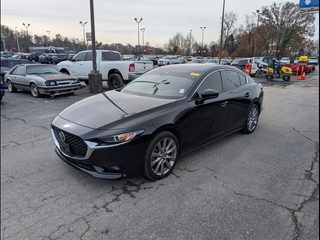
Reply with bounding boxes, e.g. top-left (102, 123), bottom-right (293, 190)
top-left (51, 53), bottom-right (73, 64)
top-left (4, 64), bottom-right (81, 98)
top-left (230, 58), bottom-right (241, 66)
top-left (205, 58), bottom-right (219, 64)
top-left (1, 51), bottom-right (16, 58)
top-left (188, 58), bottom-right (207, 63)
top-left (38, 53), bottom-right (57, 64)
top-left (27, 52), bottom-right (42, 63)
top-left (234, 58), bottom-right (253, 70)
top-left (308, 56), bottom-right (318, 65)
top-left (0, 57), bottom-right (31, 81)
top-left (157, 56), bottom-right (179, 66)
top-left (279, 57), bottom-right (291, 64)
top-left (173, 57), bottom-right (188, 64)
top-left (0, 79), bottom-right (5, 101)
top-left (50, 64), bottom-right (264, 181)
